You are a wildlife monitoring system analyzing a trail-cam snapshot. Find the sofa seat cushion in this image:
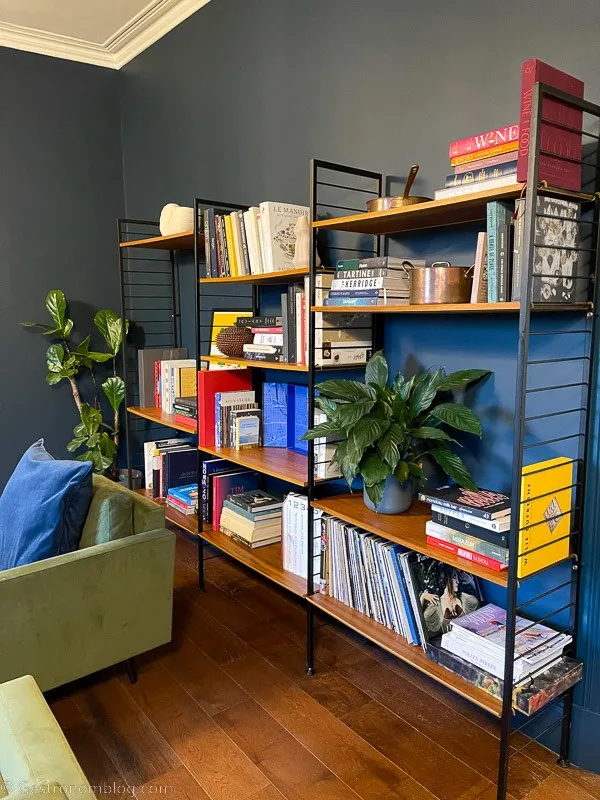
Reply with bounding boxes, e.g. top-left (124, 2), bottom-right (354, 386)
top-left (0, 440), bottom-right (92, 571)
top-left (79, 475), bottom-right (134, 548)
